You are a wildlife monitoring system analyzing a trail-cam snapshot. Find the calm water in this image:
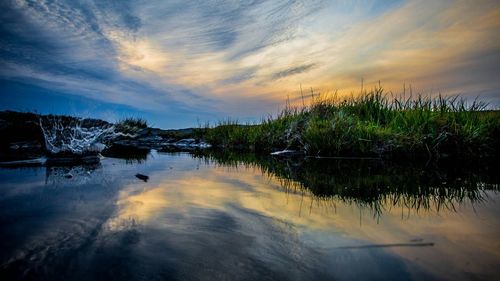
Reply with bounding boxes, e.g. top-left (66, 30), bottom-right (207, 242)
top-left (0, 151), bottom-right (499, 281)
